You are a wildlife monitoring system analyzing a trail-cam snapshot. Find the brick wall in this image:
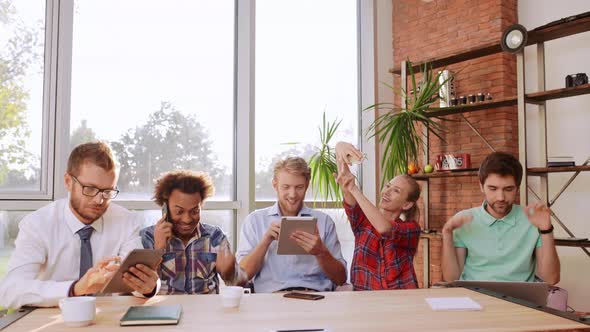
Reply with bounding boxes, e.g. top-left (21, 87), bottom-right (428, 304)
top-left (390, 0), bottom-right (518, 288)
